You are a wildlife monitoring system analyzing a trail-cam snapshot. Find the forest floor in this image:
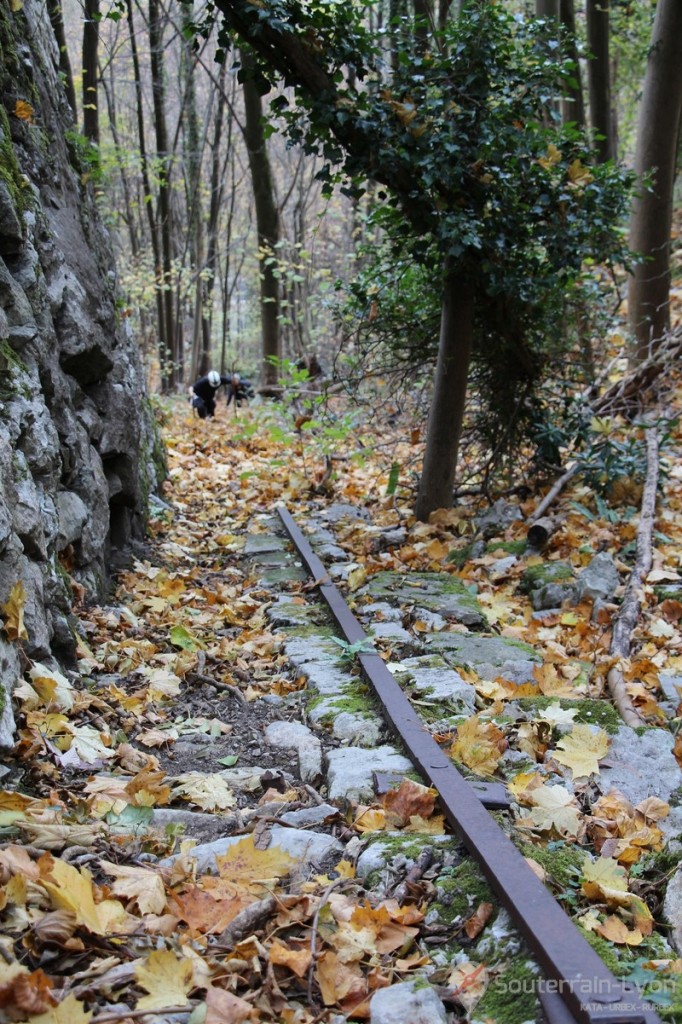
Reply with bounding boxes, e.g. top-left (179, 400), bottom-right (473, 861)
top-left (2, 379), bottom-right (682, 1024)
